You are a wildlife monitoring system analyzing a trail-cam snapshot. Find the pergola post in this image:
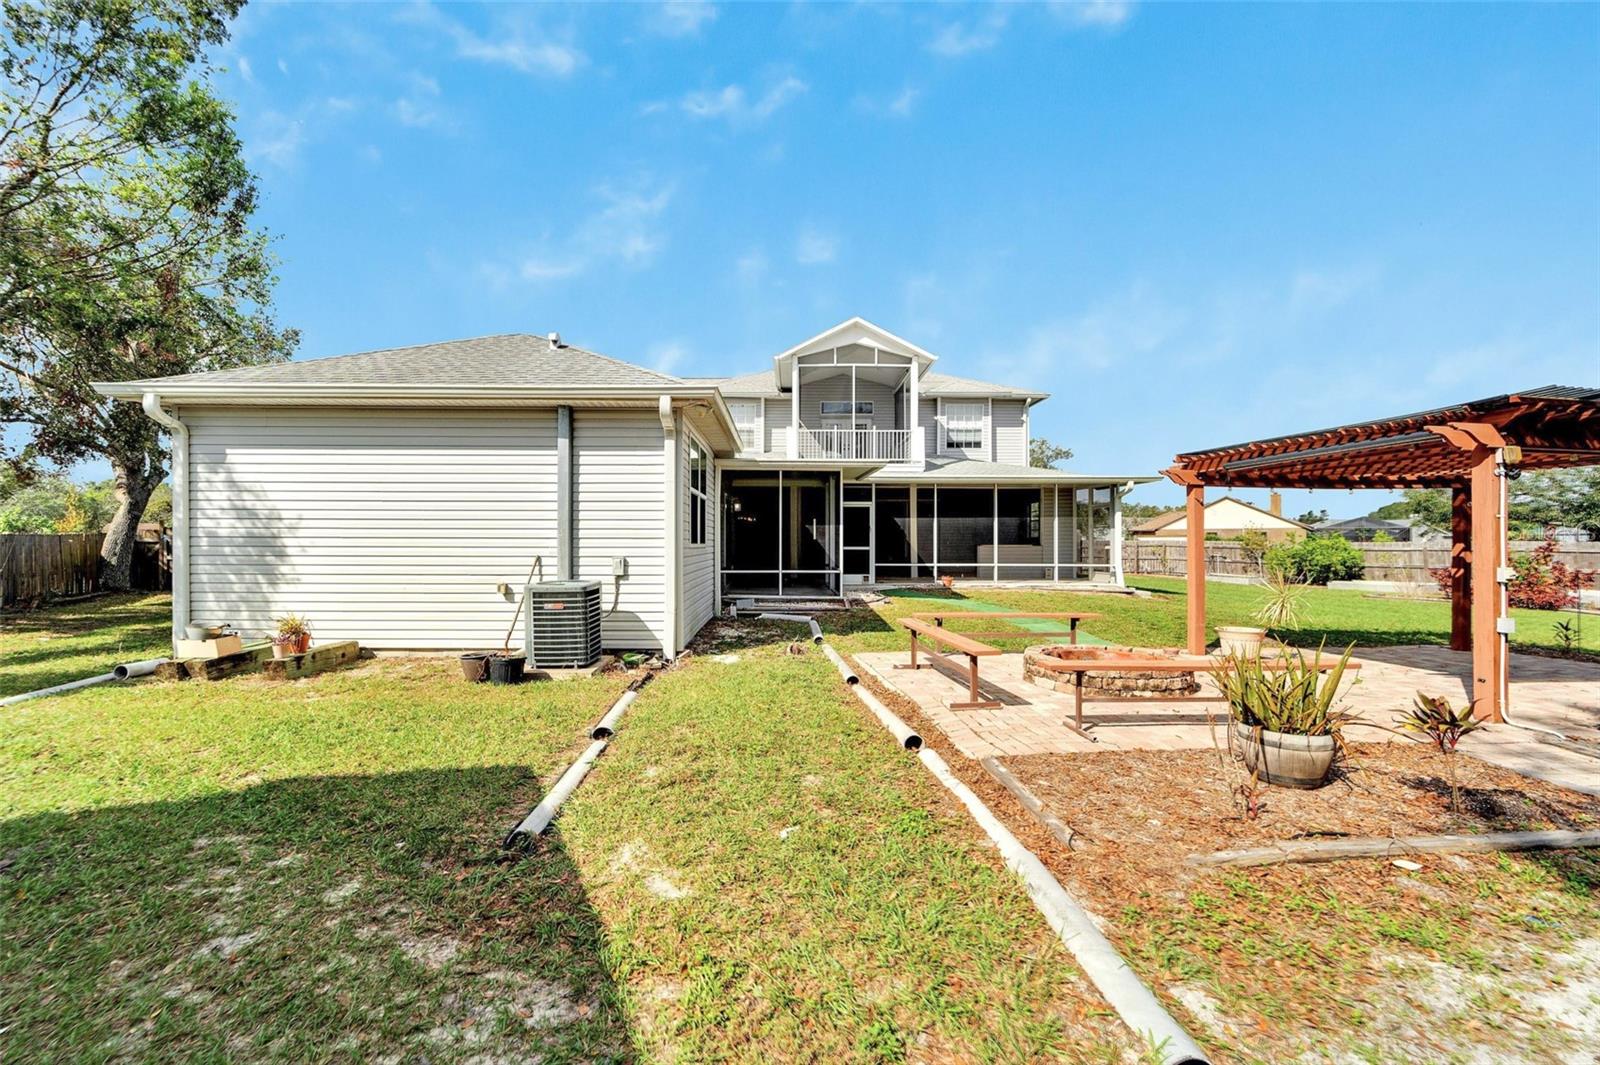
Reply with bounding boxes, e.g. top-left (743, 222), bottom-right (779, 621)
top-left (1449, 485), bottom-right (1471, 652)
top-left (1185, 483), bottom-right (1206, 655)
top-left (1468, 449), bottom-right (1505, 722)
